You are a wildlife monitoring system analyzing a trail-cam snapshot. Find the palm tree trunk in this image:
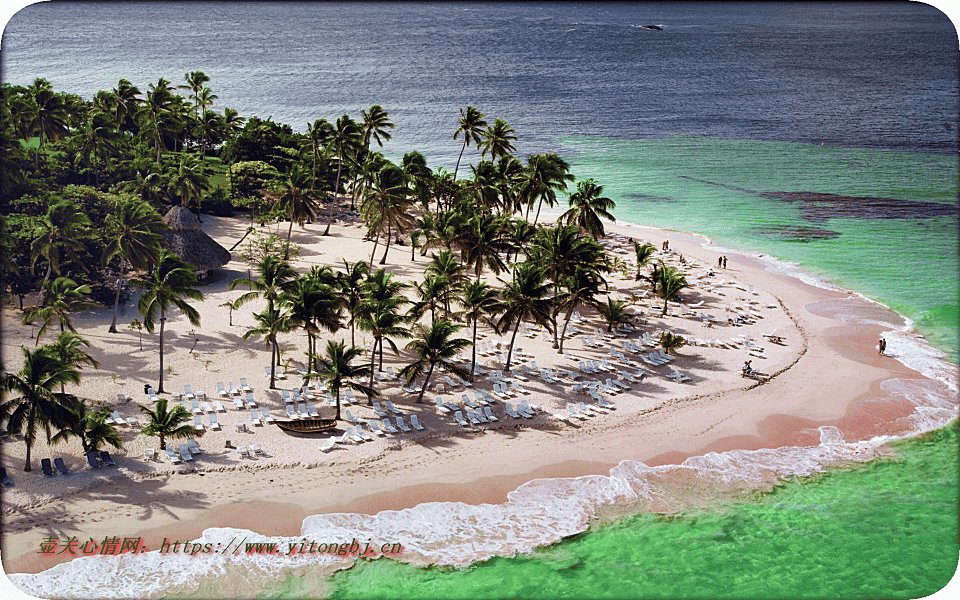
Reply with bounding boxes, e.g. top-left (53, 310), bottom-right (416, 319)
top-left (470, 318), bottom-right (479, 380)
top-left (269, 339), bottom-right (276, 389)
top-left (324, 162), bottom-right (343, 236)
top-left (335, 389), bottom-right (341, 421)
top-left (108, 257), bottom-right (126, 333)
top-left (368, 339), bottom-right (379, 396)
top-left (284, 217), bottom-right (295, 260)
top-left (453, 141), bottom-right (467, 180)
top-left (158, 311), bottom-right (166, 393)
top-left (505, 319), bottom-right (522, 372)
top-left (558, 304), bottom-right (575, 354)
top-left (417, 362), bottom-right (434, 403)
top-left (379, 224), bottom-right (392, 264)
top-left (532, 198), bottom-right (544, 228)
top-left (369, 228), bottom-right (381, 264)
